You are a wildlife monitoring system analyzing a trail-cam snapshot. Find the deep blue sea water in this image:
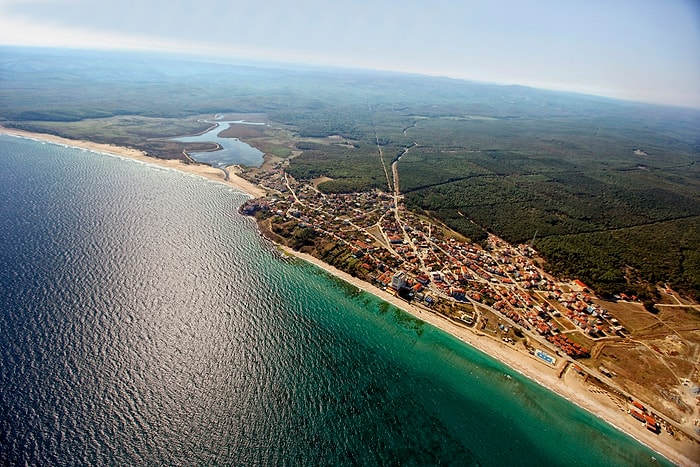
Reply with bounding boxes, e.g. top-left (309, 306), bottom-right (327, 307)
top-left (0, 135), bottom-right (671, 466)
